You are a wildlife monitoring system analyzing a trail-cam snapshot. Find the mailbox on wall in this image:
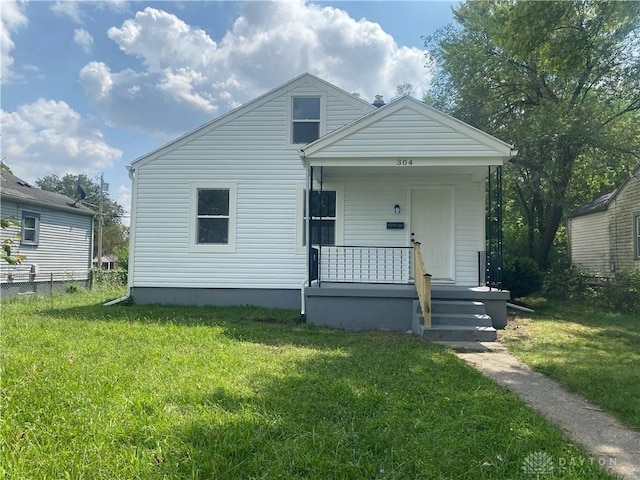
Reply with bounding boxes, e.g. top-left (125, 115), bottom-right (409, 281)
top-left (386, 222), bottom-right (405, 230)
